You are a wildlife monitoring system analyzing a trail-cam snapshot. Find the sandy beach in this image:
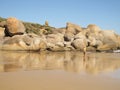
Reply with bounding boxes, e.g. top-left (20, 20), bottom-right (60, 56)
top-left (0, 51), bottom-right (120, 90)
